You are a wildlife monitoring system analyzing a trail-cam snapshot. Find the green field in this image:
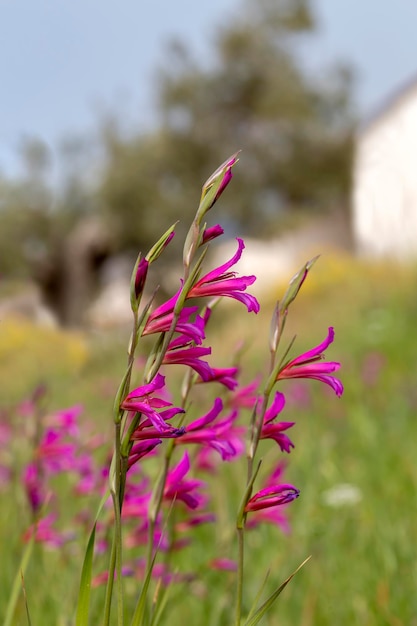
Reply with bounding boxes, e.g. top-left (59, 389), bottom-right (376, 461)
top-left (1, 253), bottom-right (417, 625)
